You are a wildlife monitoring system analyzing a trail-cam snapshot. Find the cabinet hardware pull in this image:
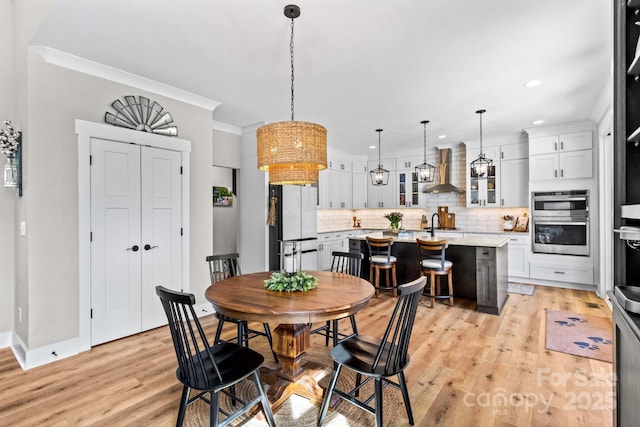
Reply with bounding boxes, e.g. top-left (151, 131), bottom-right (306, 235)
top-left (554, 271), bottom-right (566, 274)
top-left (554, 170), bottom-right (558, 178)
top-left (560, 169), bottom-right (564, 178)
top-left (126, 245), bottom-right (139, 252)
top-left (554, 142), bottom-right (558, 151)
top-left (144, 244), bottom-right (158, 250)
top-left (560, 141), bottom-right (564, 150)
